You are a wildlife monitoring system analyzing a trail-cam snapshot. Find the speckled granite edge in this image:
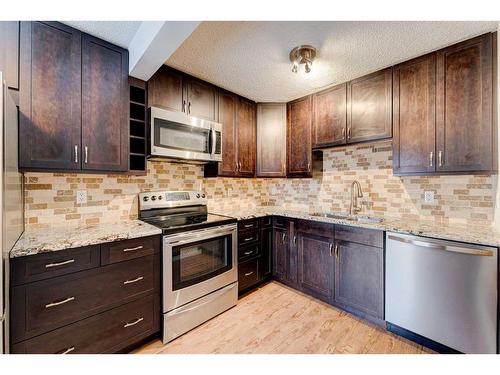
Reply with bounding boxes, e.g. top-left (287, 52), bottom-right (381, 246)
top-left (11, 220), bottom-right (162, 258)
top-left (211, 207), bottom-right (500, 248)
